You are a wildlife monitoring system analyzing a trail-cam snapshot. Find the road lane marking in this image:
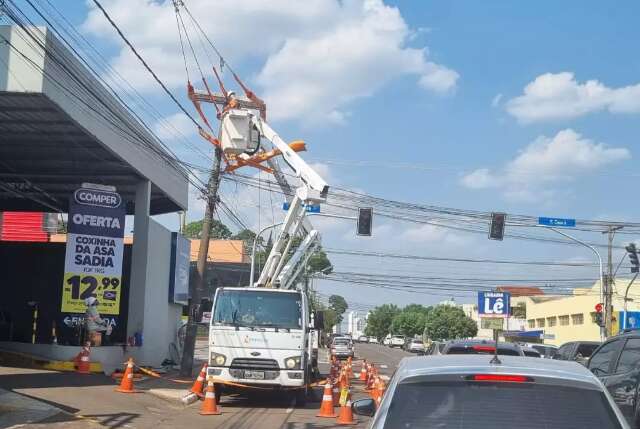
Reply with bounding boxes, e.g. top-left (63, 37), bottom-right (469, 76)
top-left (380, 365), bottom-right (388, 369)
